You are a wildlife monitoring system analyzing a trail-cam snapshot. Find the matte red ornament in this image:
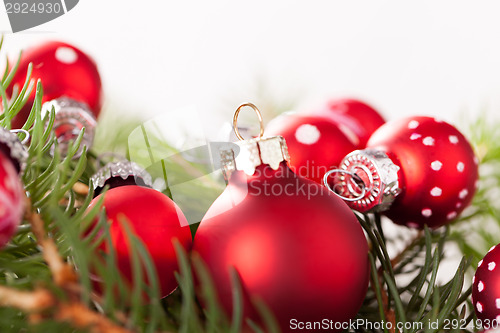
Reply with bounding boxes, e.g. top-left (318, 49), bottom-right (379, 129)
top-left (314, 98), bottom-right (386, 147)
top-left (194, 109), bottom-right (369, 331)
top-left (88, 186), bottom-right (192, 298)
top-left (473, 244), bottom-right (500, 328)
top-left (265, 113), bottom-right (357, 184)
top-left (0, 150), bottom-right (24, 248)
top-left (8, 41), bottom-right (102, 153)
top-left (332, 116), bottom-right (478, 228)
